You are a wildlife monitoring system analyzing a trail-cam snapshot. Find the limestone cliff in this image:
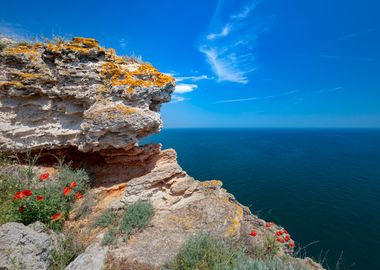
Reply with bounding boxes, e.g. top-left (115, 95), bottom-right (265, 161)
top-left (0, 36), bottom-right (174, 152)
top-left (0, 37), bottom-right (323, 270)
